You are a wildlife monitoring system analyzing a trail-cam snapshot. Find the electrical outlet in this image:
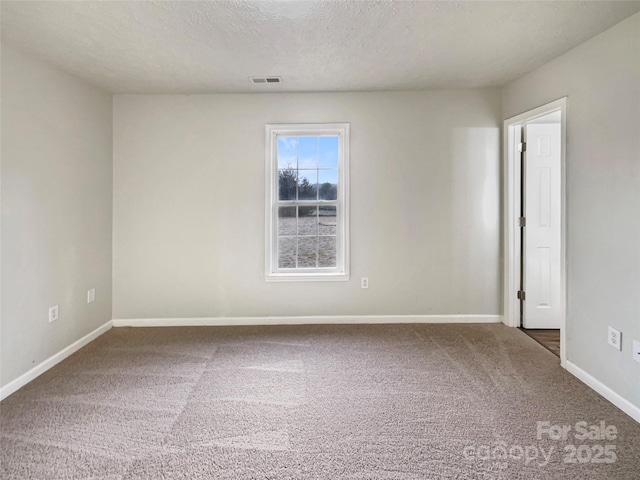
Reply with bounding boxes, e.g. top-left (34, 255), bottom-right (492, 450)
top-left (361, 277), bottom-right (369, 289)
top-left (48, 305), bottom-right (59, 323)
top-left (87, 288), bottom-right (96, 304)
top-left (633, 340), bottom-right (640, 364)
top-left (608, 327), bottom-right (621, 351)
